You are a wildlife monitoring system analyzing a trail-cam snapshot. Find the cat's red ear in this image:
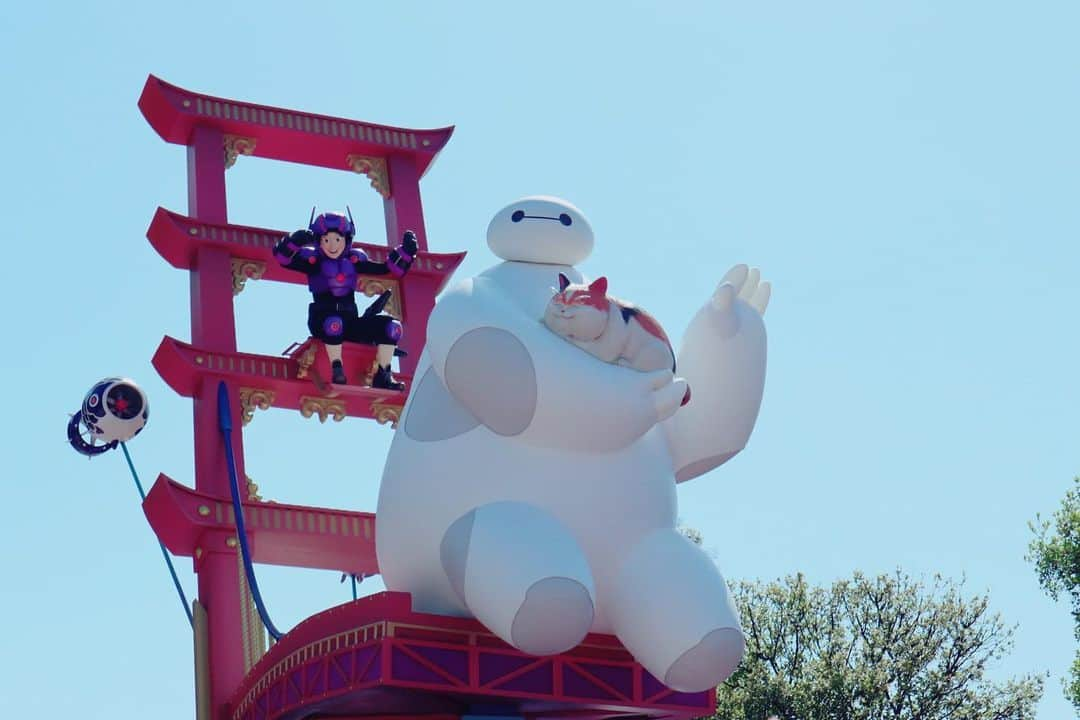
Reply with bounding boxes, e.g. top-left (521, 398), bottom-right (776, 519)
top-left (589, 276), bottom-right (608, 296)
top-left (558, 273), bottom-right (571, 291)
